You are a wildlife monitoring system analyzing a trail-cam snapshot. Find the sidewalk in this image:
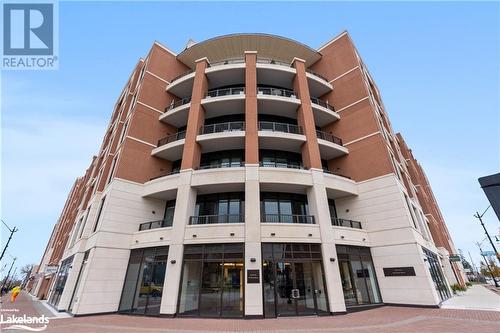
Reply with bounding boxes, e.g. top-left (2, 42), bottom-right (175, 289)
top-left (441, 284), bottom-right (500, 311)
